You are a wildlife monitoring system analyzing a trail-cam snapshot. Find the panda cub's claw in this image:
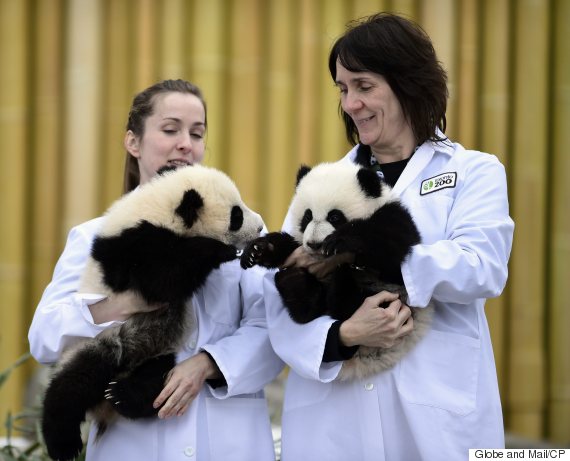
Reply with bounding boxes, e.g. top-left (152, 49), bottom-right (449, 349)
top-left (323, 234), bottom-right (355, 258)
top-left (240, 238), bottom-right (275, 269)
